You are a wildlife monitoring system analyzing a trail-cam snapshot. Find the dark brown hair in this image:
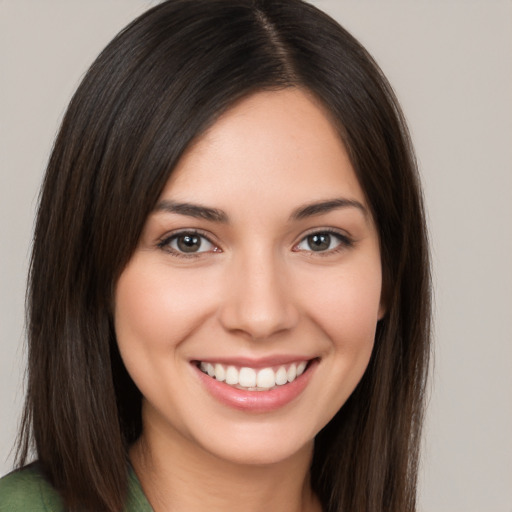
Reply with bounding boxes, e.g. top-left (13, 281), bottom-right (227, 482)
top-left (17, 0), bottom-right (431, 510)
